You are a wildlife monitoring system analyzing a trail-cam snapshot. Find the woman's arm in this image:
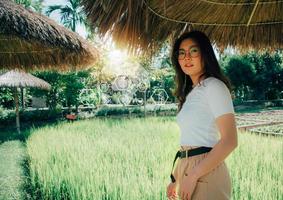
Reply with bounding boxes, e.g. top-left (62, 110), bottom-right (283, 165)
top-left (187, 113), bottom-right (238, 180)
